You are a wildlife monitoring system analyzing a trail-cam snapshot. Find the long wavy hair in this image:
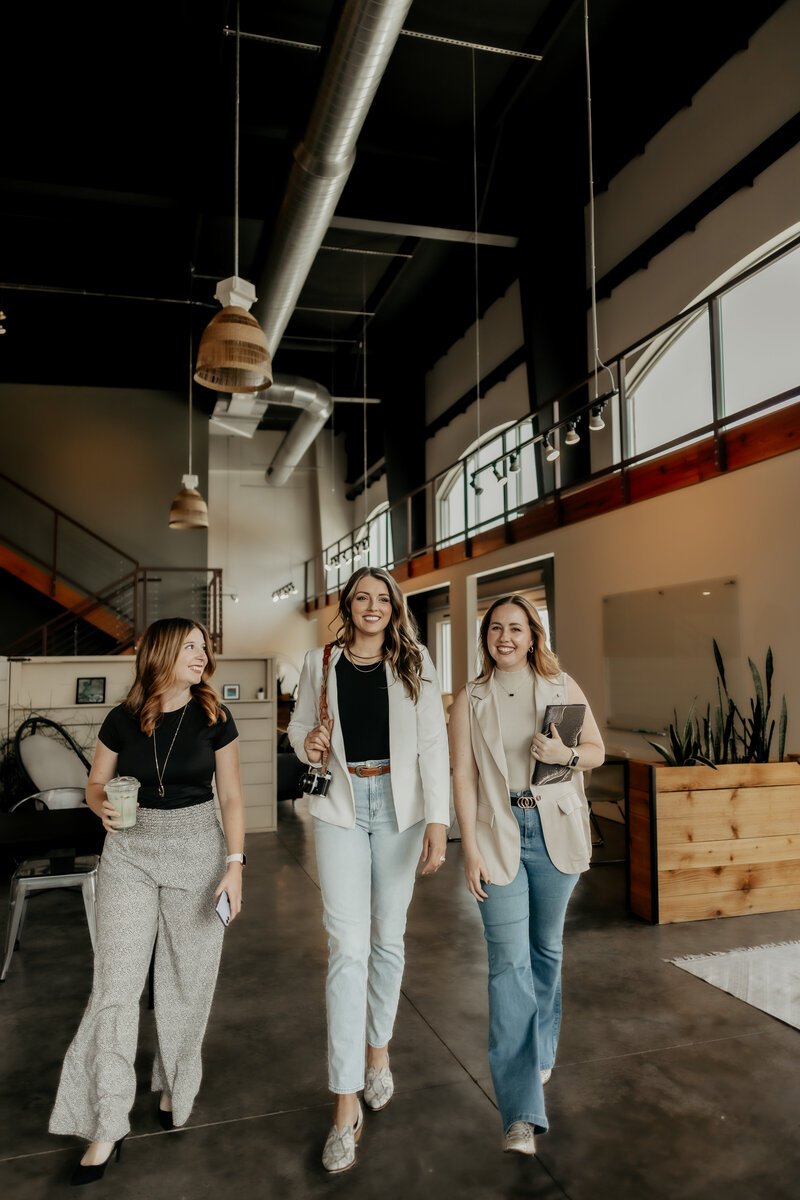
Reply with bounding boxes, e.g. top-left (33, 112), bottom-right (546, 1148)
top-left (333, 567), bottom-right (425, 703)
top-left (476, 594), bottom-right (561, 682)
top-left (124, 617), bottom-right (226, 735)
